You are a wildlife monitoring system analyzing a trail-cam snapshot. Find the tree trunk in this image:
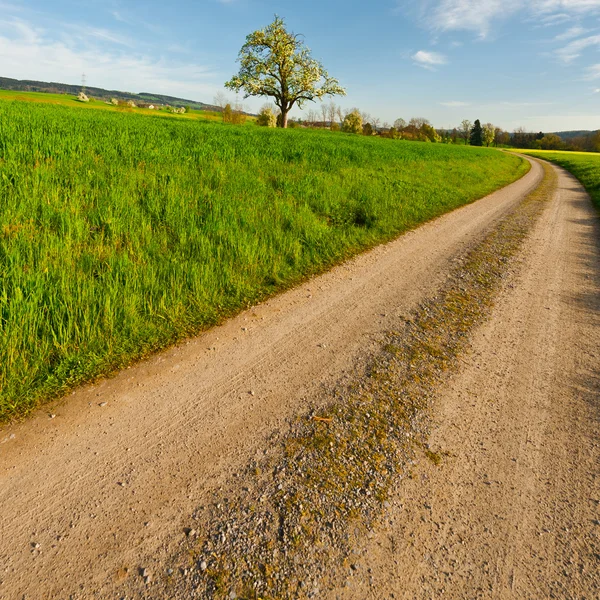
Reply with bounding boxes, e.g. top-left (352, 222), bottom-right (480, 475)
top-left (280, 108), bottom-right (289, 128)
